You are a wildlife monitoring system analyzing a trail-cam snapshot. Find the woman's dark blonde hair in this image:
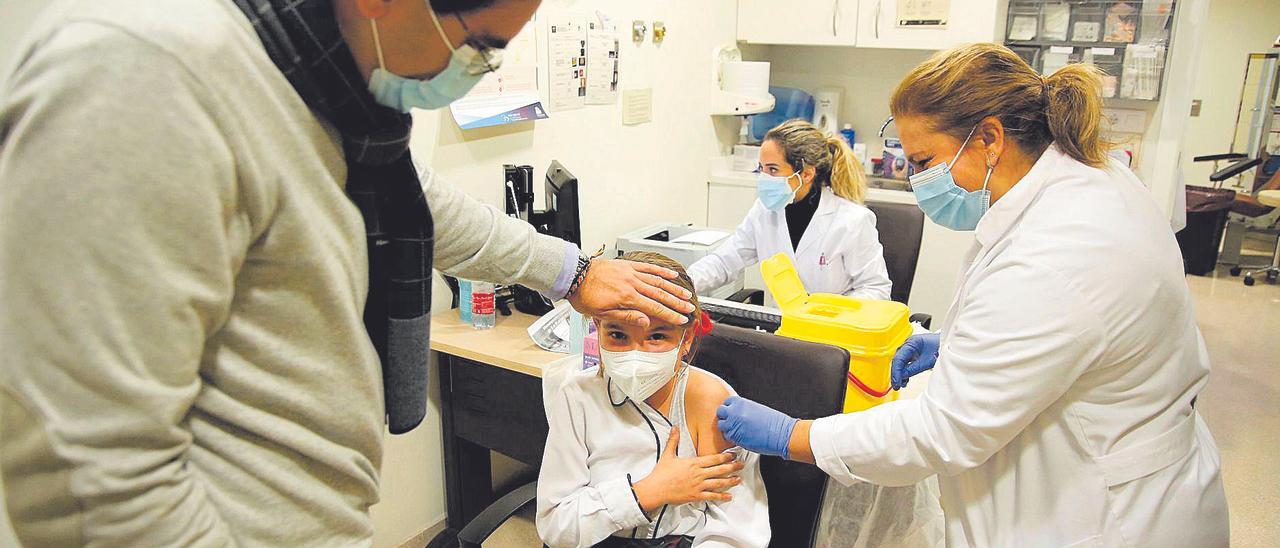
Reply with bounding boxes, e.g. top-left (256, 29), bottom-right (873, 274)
top-left (595, 251), bottom-right (704, 376)
top-left (764, 119), bottom-right (867, 203)
top-left (890, 42), bottom-right (1111, 167)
